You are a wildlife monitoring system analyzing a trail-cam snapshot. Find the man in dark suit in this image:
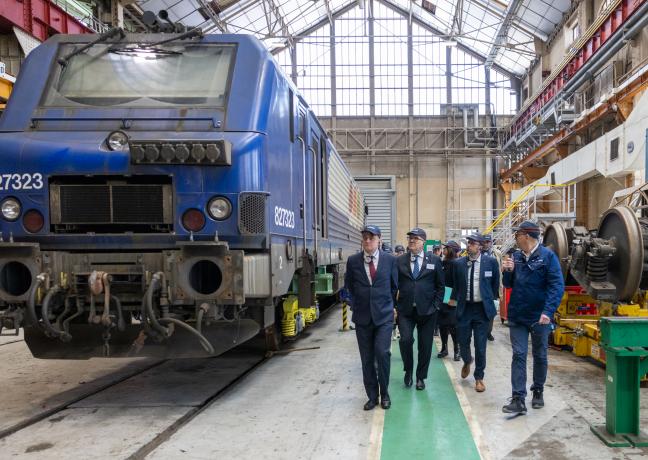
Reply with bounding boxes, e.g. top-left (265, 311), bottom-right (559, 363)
top-left (396, 227), bottom-right (444, 390)
top-left (344, 225), bottom-right (399, 410)
top-left (449, 233), bottom-right (500, 393)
